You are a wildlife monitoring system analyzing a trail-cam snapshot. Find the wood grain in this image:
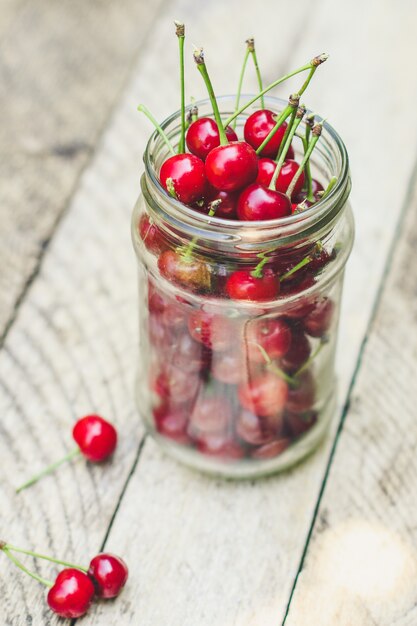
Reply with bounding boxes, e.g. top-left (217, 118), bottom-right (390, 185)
top-left (284, 175), bottom-right (417, 626)
top-left (0, 0), bottom-right (165, 339)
